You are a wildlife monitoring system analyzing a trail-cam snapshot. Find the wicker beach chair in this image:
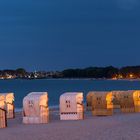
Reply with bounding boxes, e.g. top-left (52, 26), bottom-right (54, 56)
top-left (91, 92), bottom-right (113, 116)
